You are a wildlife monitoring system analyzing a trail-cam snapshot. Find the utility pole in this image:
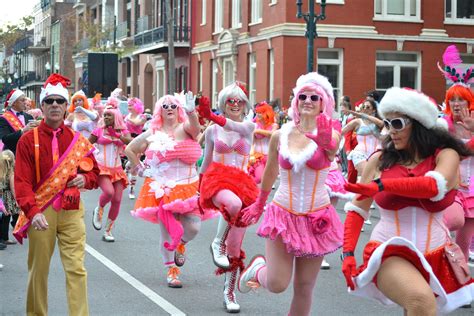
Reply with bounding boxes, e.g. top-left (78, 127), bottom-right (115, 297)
top-left (166, 0), bottom-right (175, 94)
